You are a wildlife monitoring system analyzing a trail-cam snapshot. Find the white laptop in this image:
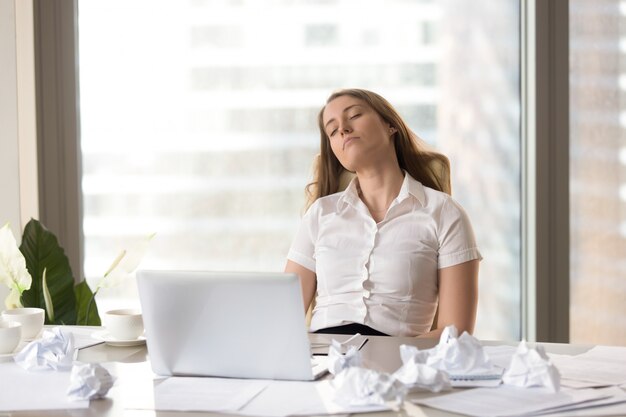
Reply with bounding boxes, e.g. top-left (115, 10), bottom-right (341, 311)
top-left (136, 270), bottom-right (327, 381)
